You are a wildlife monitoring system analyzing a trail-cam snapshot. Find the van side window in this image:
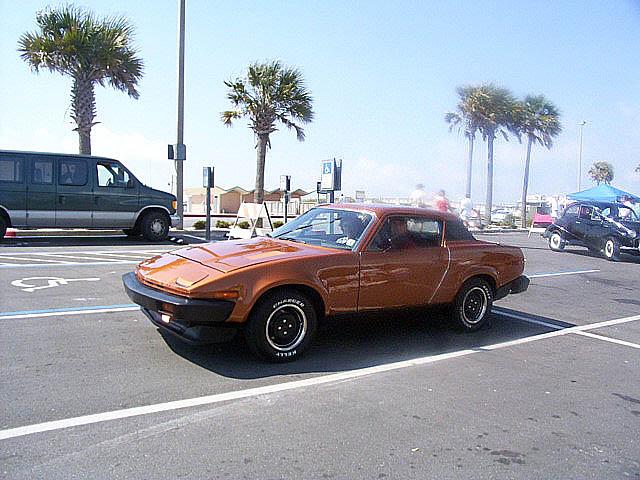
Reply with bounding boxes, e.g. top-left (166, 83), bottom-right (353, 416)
top-left (32, 159), bottom-right (53, 184)
top-left (97, 162), bottom-right (130, 188)
top-left (0, 157), bottom-right (24, 183)
top-left (445, 220), bottom-right (475, 241)
top-left (58, 159), bottom-right (88, 186)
